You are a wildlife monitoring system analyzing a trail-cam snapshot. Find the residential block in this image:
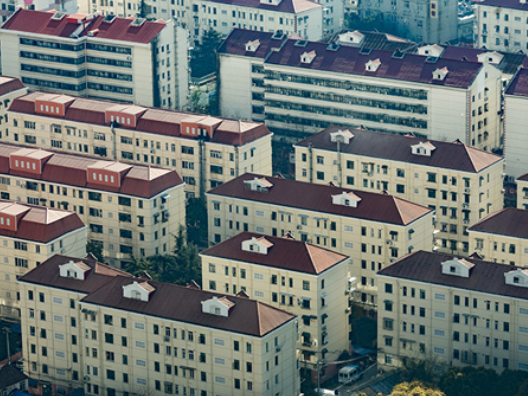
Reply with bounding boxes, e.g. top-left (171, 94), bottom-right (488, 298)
top-left (505, 68), bottom-right (528, 179)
